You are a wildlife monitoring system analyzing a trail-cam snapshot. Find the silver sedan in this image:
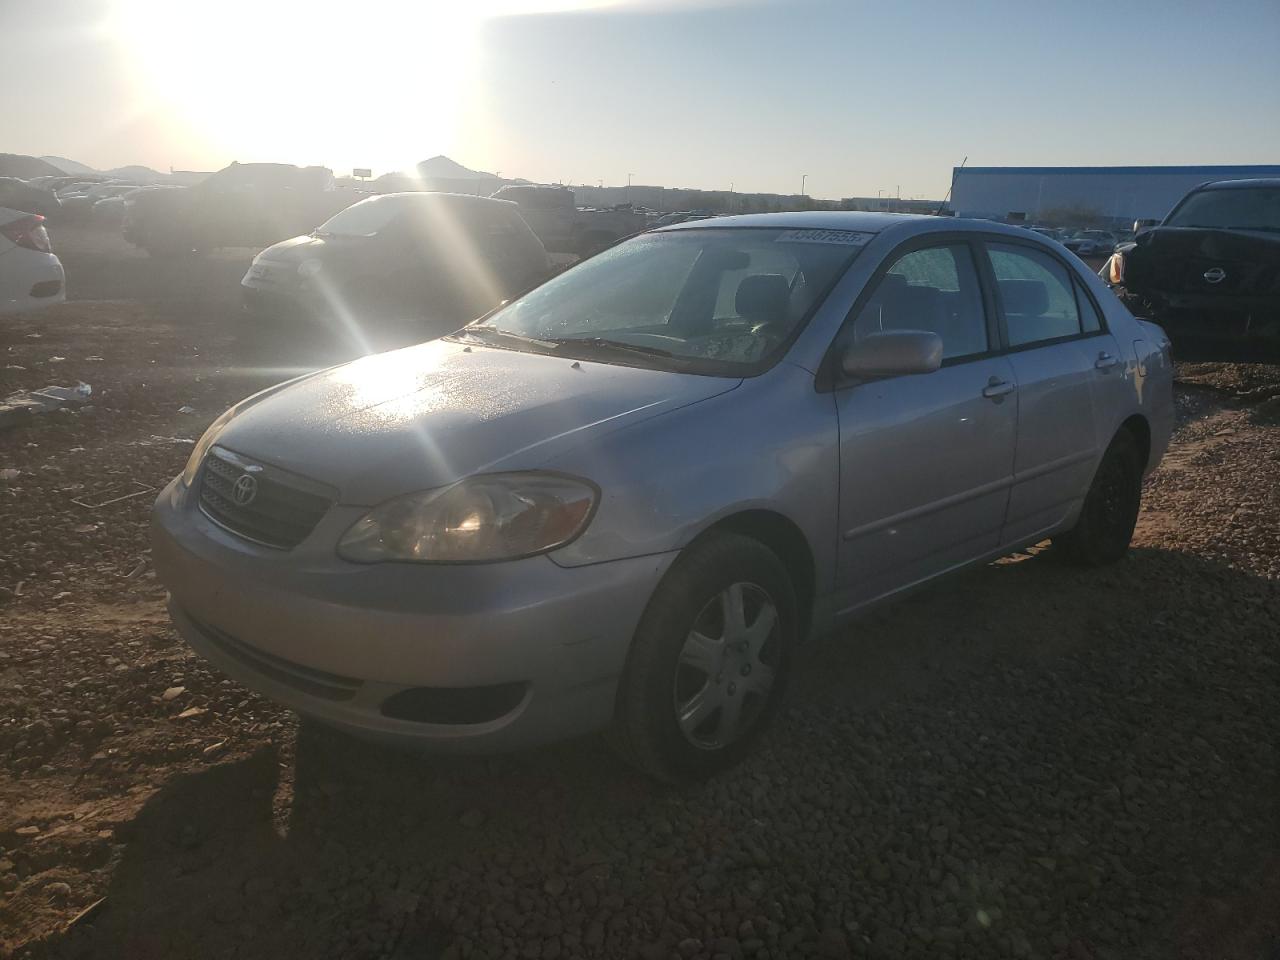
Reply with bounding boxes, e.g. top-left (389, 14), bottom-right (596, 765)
top-left (152, 212), bottom-right (1175, 781)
